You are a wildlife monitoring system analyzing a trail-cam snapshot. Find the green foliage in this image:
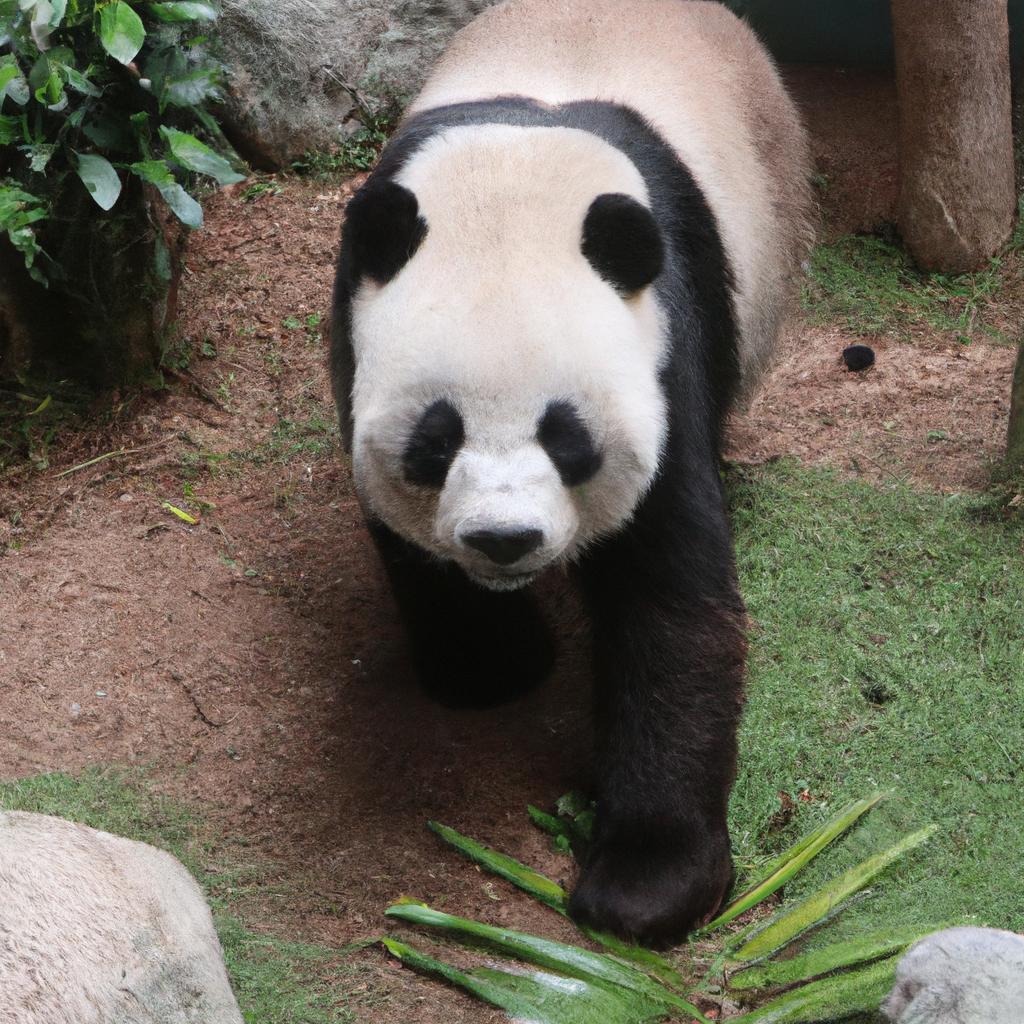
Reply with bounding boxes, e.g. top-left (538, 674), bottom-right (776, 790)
top-left (0, 0), bottom-right (243, 284)
top-left (392, 797), bottom-right (940, 1024)
top-left (728, 462), bottom-right (1024, 950)
top-left (803, 232), bottom-right (1020, 342)
top-left (291, 111), bottom-right (393, 177)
